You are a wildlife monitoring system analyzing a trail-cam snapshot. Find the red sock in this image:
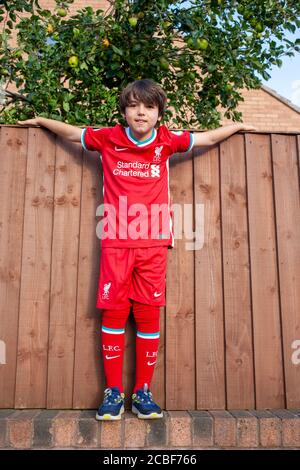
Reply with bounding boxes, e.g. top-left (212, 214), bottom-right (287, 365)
top-left (132, 301), bottom-right (160, 393)
top-left (101, 307), bottom-right (131, 393)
